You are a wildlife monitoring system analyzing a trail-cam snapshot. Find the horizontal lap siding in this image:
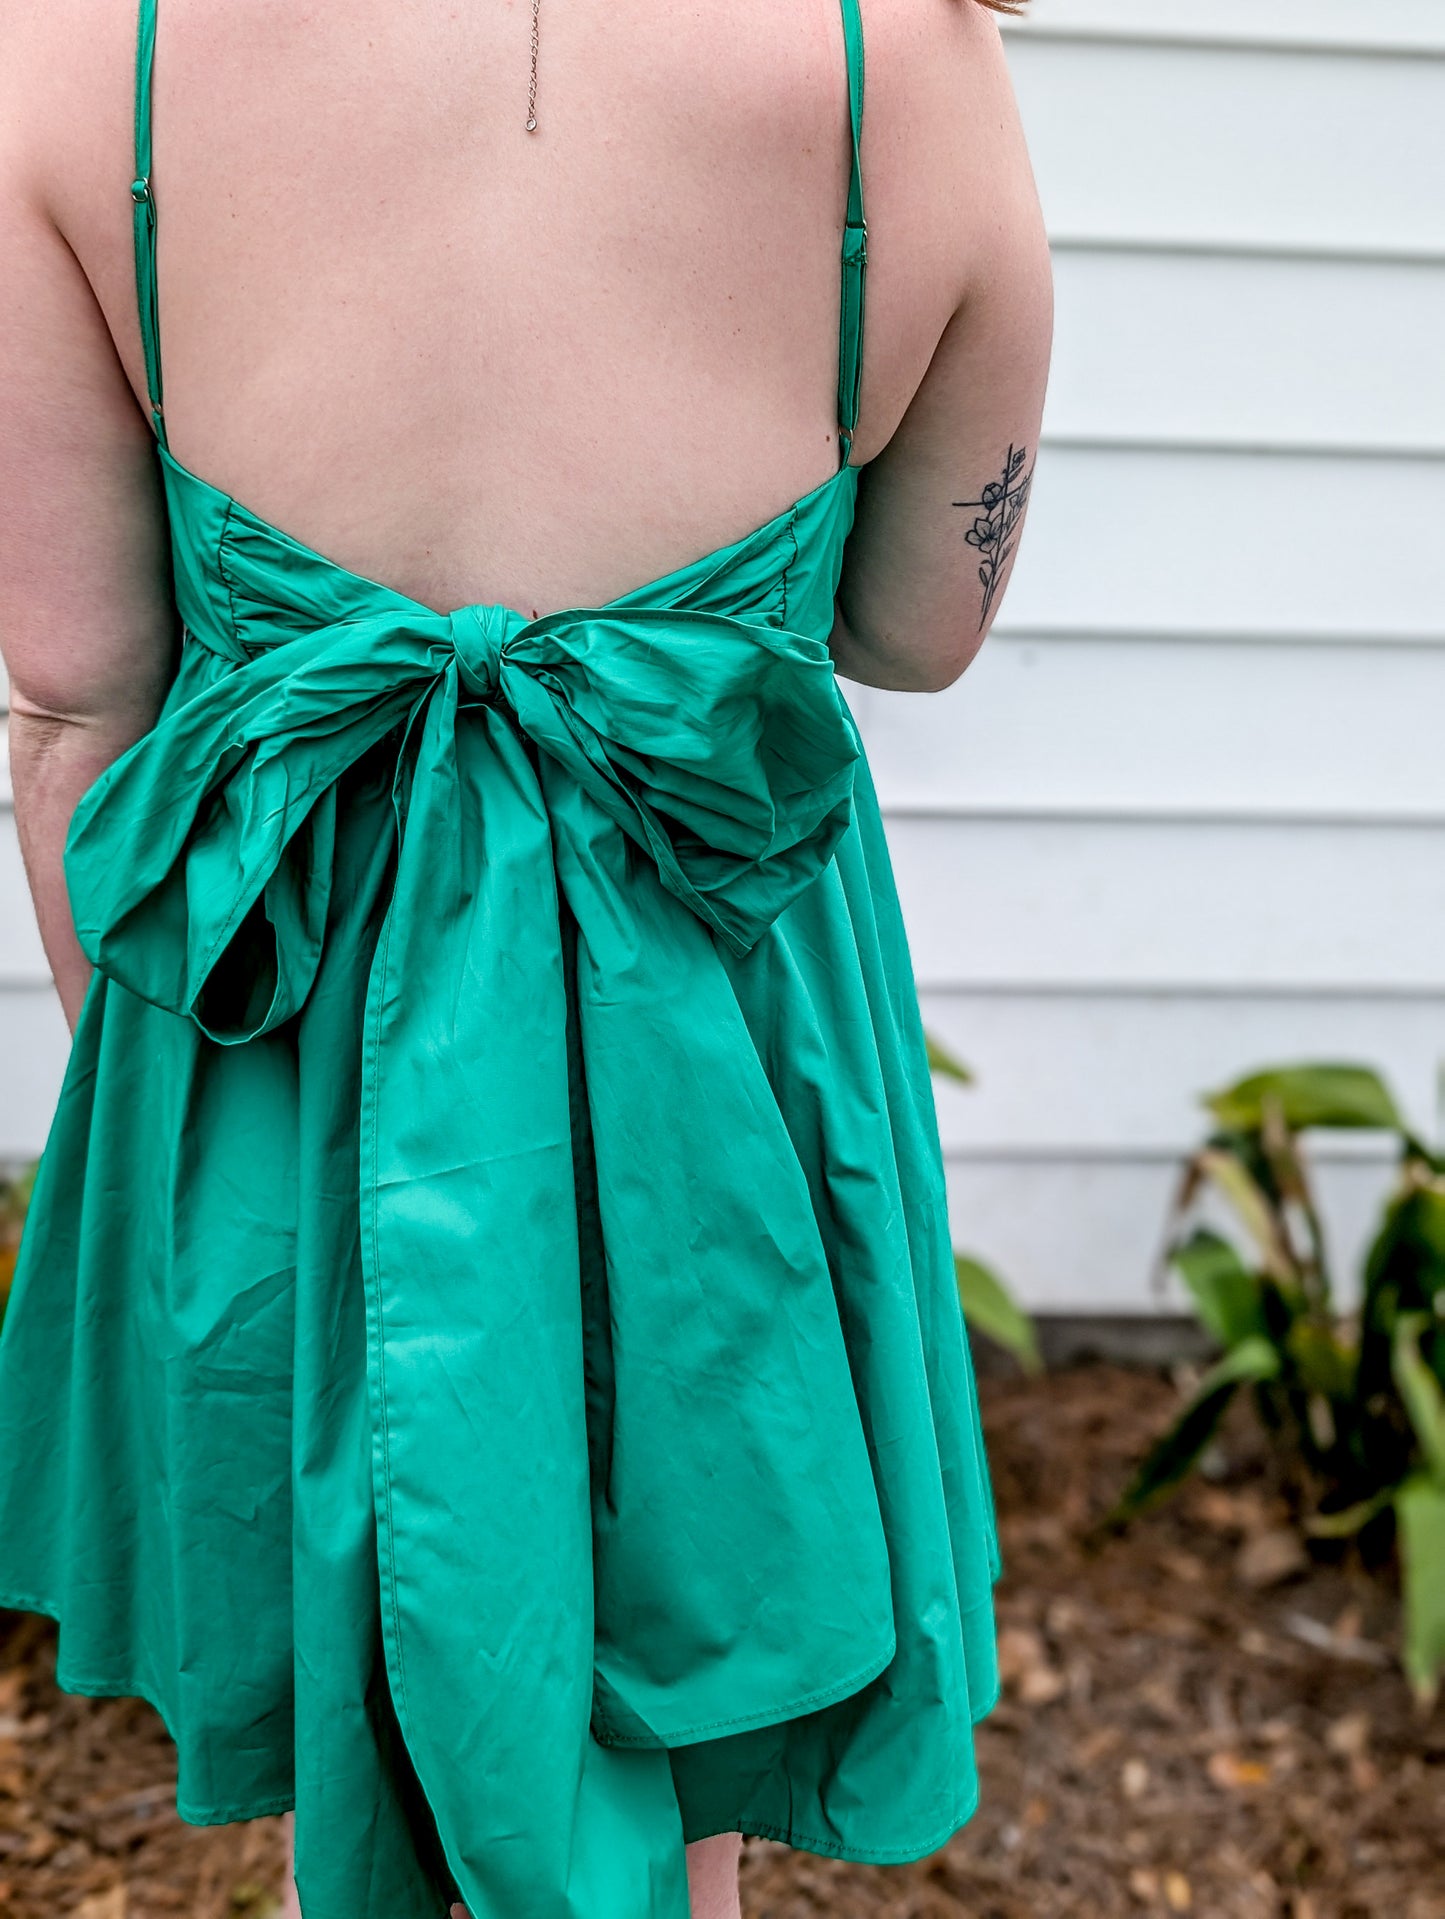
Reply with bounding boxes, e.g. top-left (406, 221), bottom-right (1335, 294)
top-left (943, 1156), bottom-right (1394, 1315)
top-left (0, 989), bottom-right (70, 1163)
top-left (1046, 250), bottom-right (1445, 452)
top-left (1, 708), bottom-right (68, 1160)
top-left (883, 817), bottom-right (1445, 992)
top-left (1006, 32), bottom-right (1443, 251)
top-left (856, 633), bottom-right (1445, 816)
top-left (857, 0), bottom-right (1445, 1311)
top-left (998, 0), bottom-right (1445, 57)
top-left (994, 443), bottom-right (1445, 635)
